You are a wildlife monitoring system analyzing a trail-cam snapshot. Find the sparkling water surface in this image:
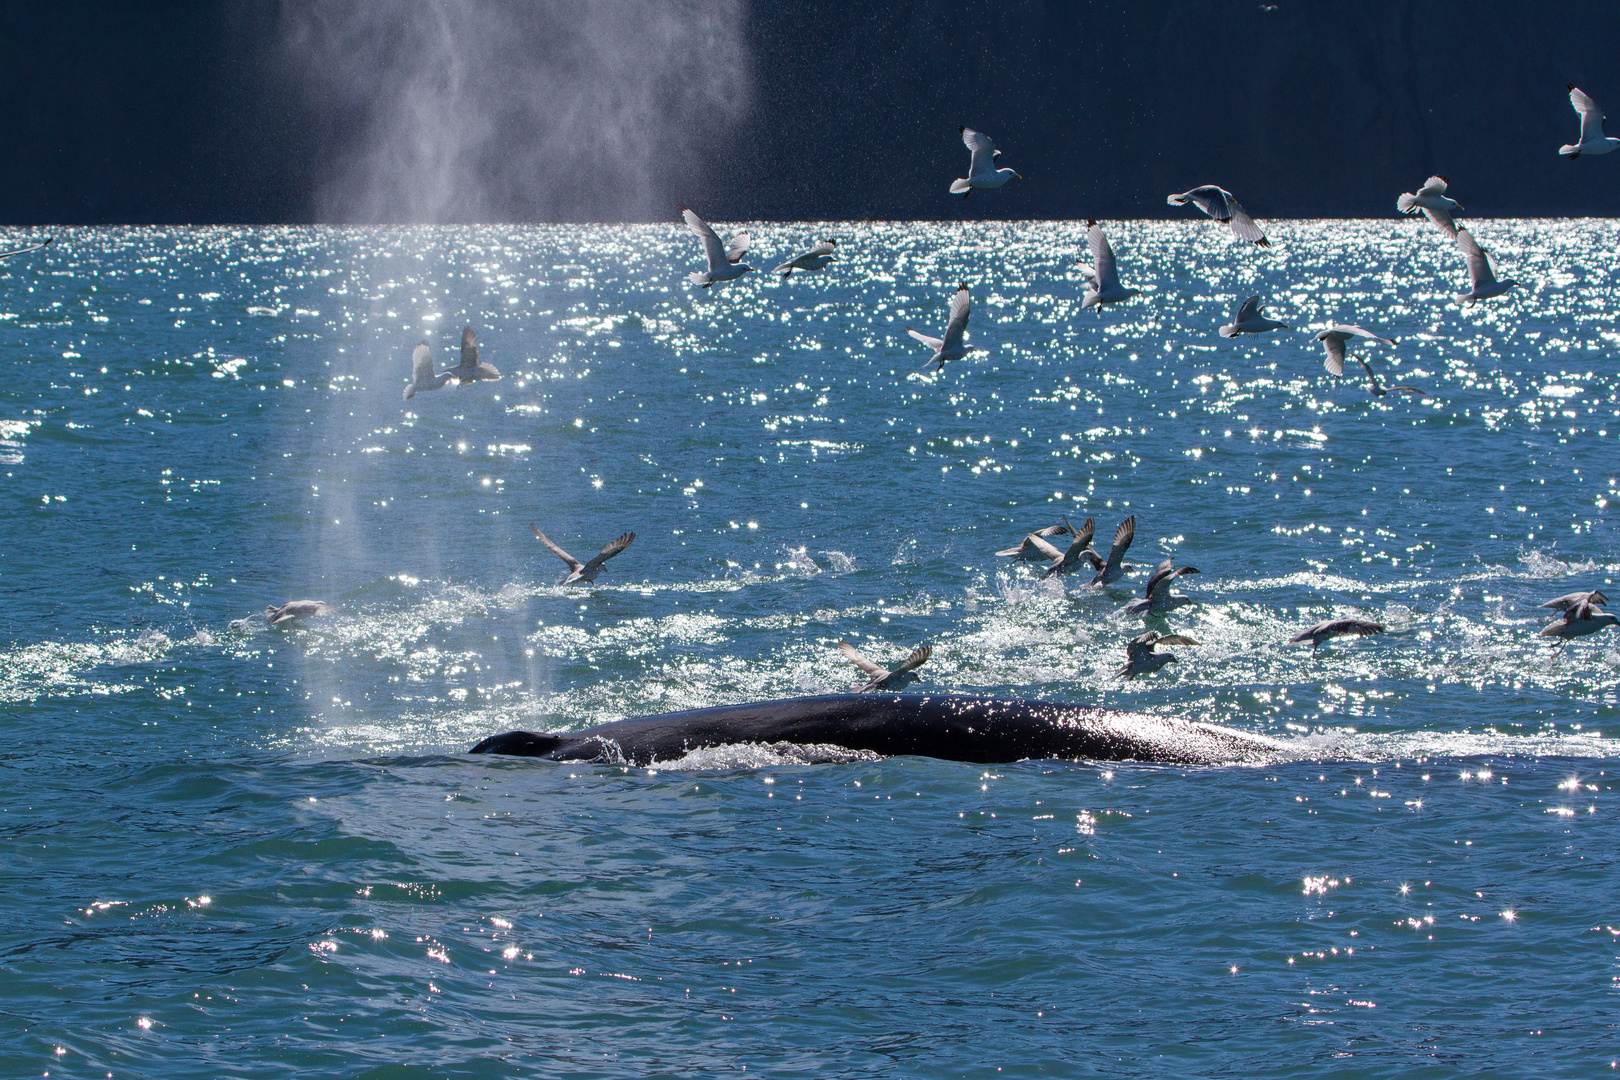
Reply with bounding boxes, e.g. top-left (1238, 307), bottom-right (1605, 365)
top-left (3, 222), bottom-right (1618, 1076)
